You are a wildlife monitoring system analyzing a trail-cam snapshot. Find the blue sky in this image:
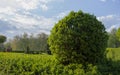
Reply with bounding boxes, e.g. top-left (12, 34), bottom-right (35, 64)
top-left (0, 0), bottom-right (120, 39)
